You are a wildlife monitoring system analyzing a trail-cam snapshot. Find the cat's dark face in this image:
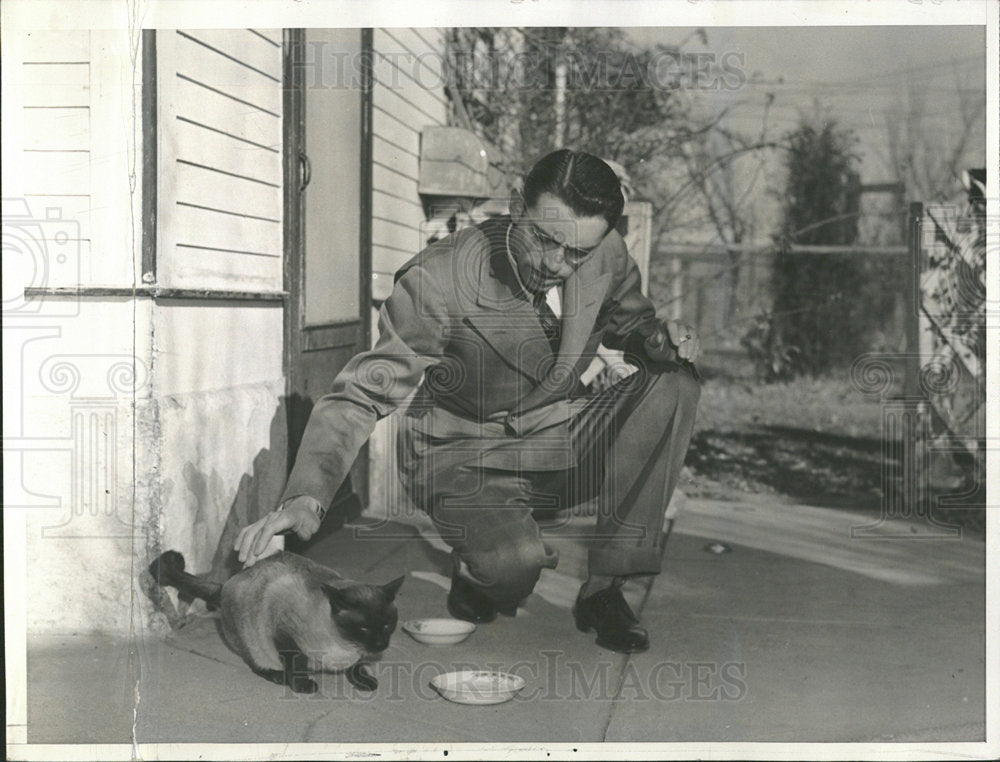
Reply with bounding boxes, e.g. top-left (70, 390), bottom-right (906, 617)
top-left (323, 576), bottom-right (404, 655)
